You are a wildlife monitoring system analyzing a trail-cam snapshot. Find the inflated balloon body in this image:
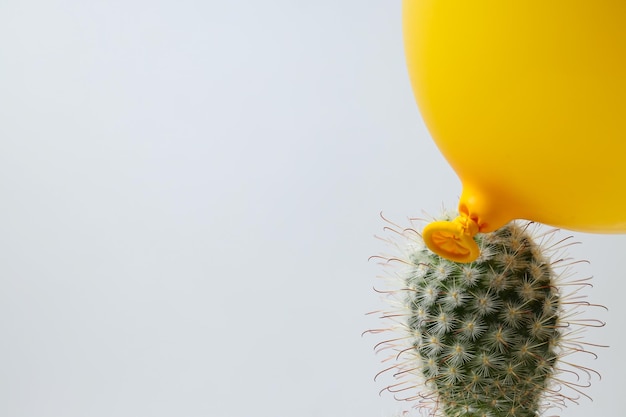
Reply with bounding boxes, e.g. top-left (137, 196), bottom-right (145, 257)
top-left (403, 1), bottom-right (626, 262)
